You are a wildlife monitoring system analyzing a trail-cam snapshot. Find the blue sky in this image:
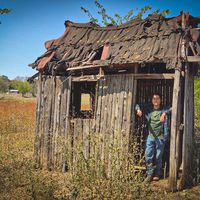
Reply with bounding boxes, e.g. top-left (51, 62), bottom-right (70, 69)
top-left (0, 0), bottom-right (200, 79)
